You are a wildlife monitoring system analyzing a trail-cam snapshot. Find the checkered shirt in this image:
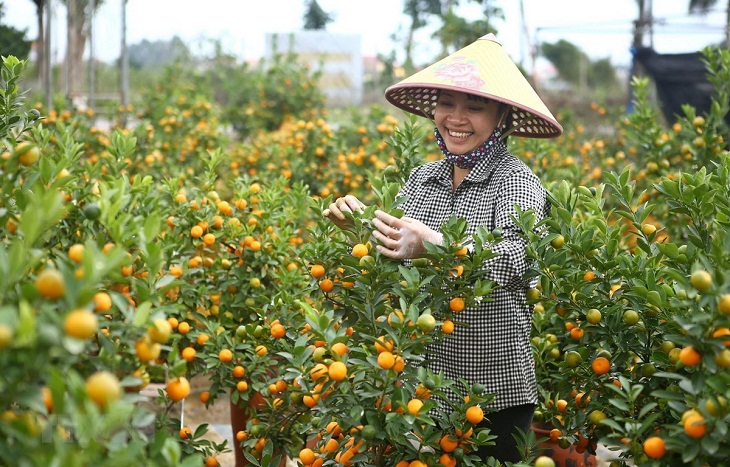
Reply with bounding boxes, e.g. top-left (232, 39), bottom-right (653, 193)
top-left (399, 143), bottom-right (548, 412)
